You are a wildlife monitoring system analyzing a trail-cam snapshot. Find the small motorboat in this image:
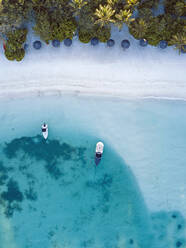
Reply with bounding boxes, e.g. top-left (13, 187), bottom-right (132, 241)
top-left (95, 141), bottom-right (104, 166)
top-left (41, 123), bottom-right (48, 140)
